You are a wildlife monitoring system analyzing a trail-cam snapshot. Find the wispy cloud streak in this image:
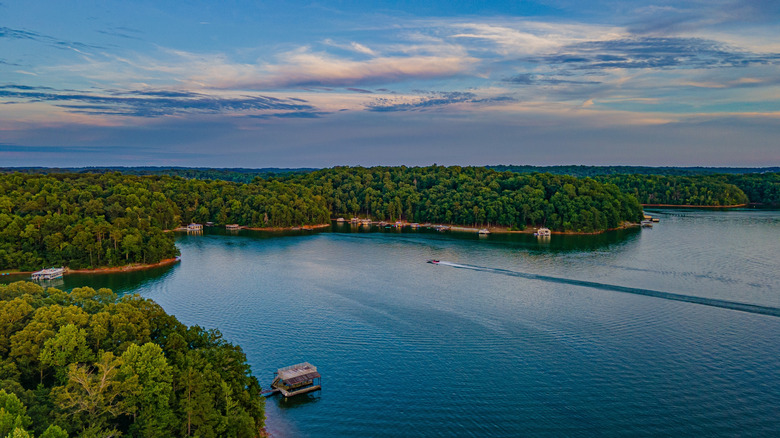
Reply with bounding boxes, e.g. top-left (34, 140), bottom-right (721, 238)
top-left (0, 85), bottom-right (315, 117)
